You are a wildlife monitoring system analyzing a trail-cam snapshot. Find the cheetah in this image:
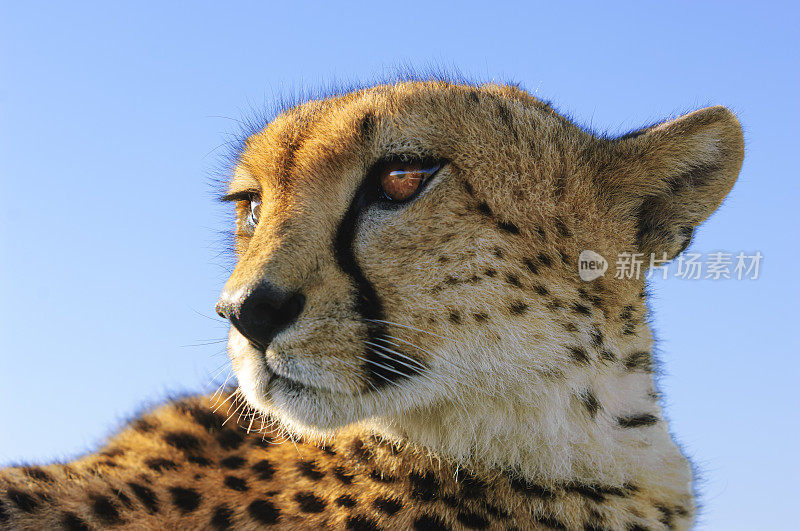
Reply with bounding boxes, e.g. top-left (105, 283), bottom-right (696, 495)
top-left (0, 80), bottom-right (744, 530)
